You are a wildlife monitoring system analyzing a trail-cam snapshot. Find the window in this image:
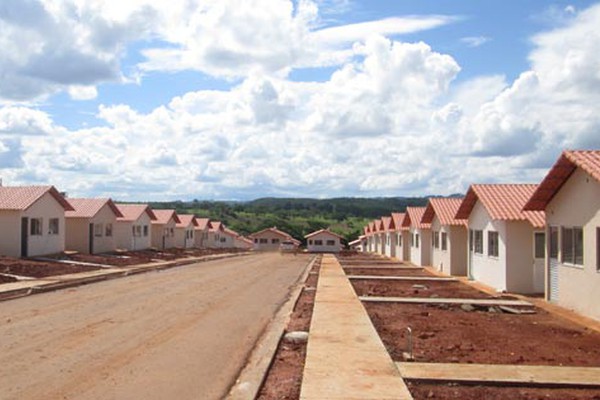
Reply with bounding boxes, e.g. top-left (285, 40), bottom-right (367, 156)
top-left (271, 238), bottom-right (280, 244)
top-left (549, 226), bottom-right (559, 259)
top-left (326, 240), bottom-right (335, 246)
top-left (473, 230), bottom-right (483, 254)
top-left (314, 240), bottom-right (323, 246)
top-left (562, 227), bottom-right (583, 265)
top-left (534, 232), bottom-right (545, 259)
top-left (105, 223), bottom-right (113, 237)
top-left (254, 238), bottom-right (258, 243)
top-left (170, 228), bottom-right (174, 236)
top-left (143, 225), bottom-right (148, 237)
top-left (30, 218), bottom-right (43, 236)
top-left (48, 218), bottom-right (59, 235)
top-left (433, 231), bottom-right (439, 249)
top-left (133, 225), bottom-right (140, 237)
top-left (397, 234), bottom-right (402, 247)
top-left (441, 232), bottom-right (447, 251)
top-left (488, 231), bottom-right (499, 257)
top-left (415, 233), bottom-right (419, 248)
top-left (308, 240), bottom-right (313, 245)
top-left (220, 237), bottom-right (226, 243)
top-left (94, 223), bottom-right (103, 237)
top-left (259, 238), bottom-right (268, 244)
